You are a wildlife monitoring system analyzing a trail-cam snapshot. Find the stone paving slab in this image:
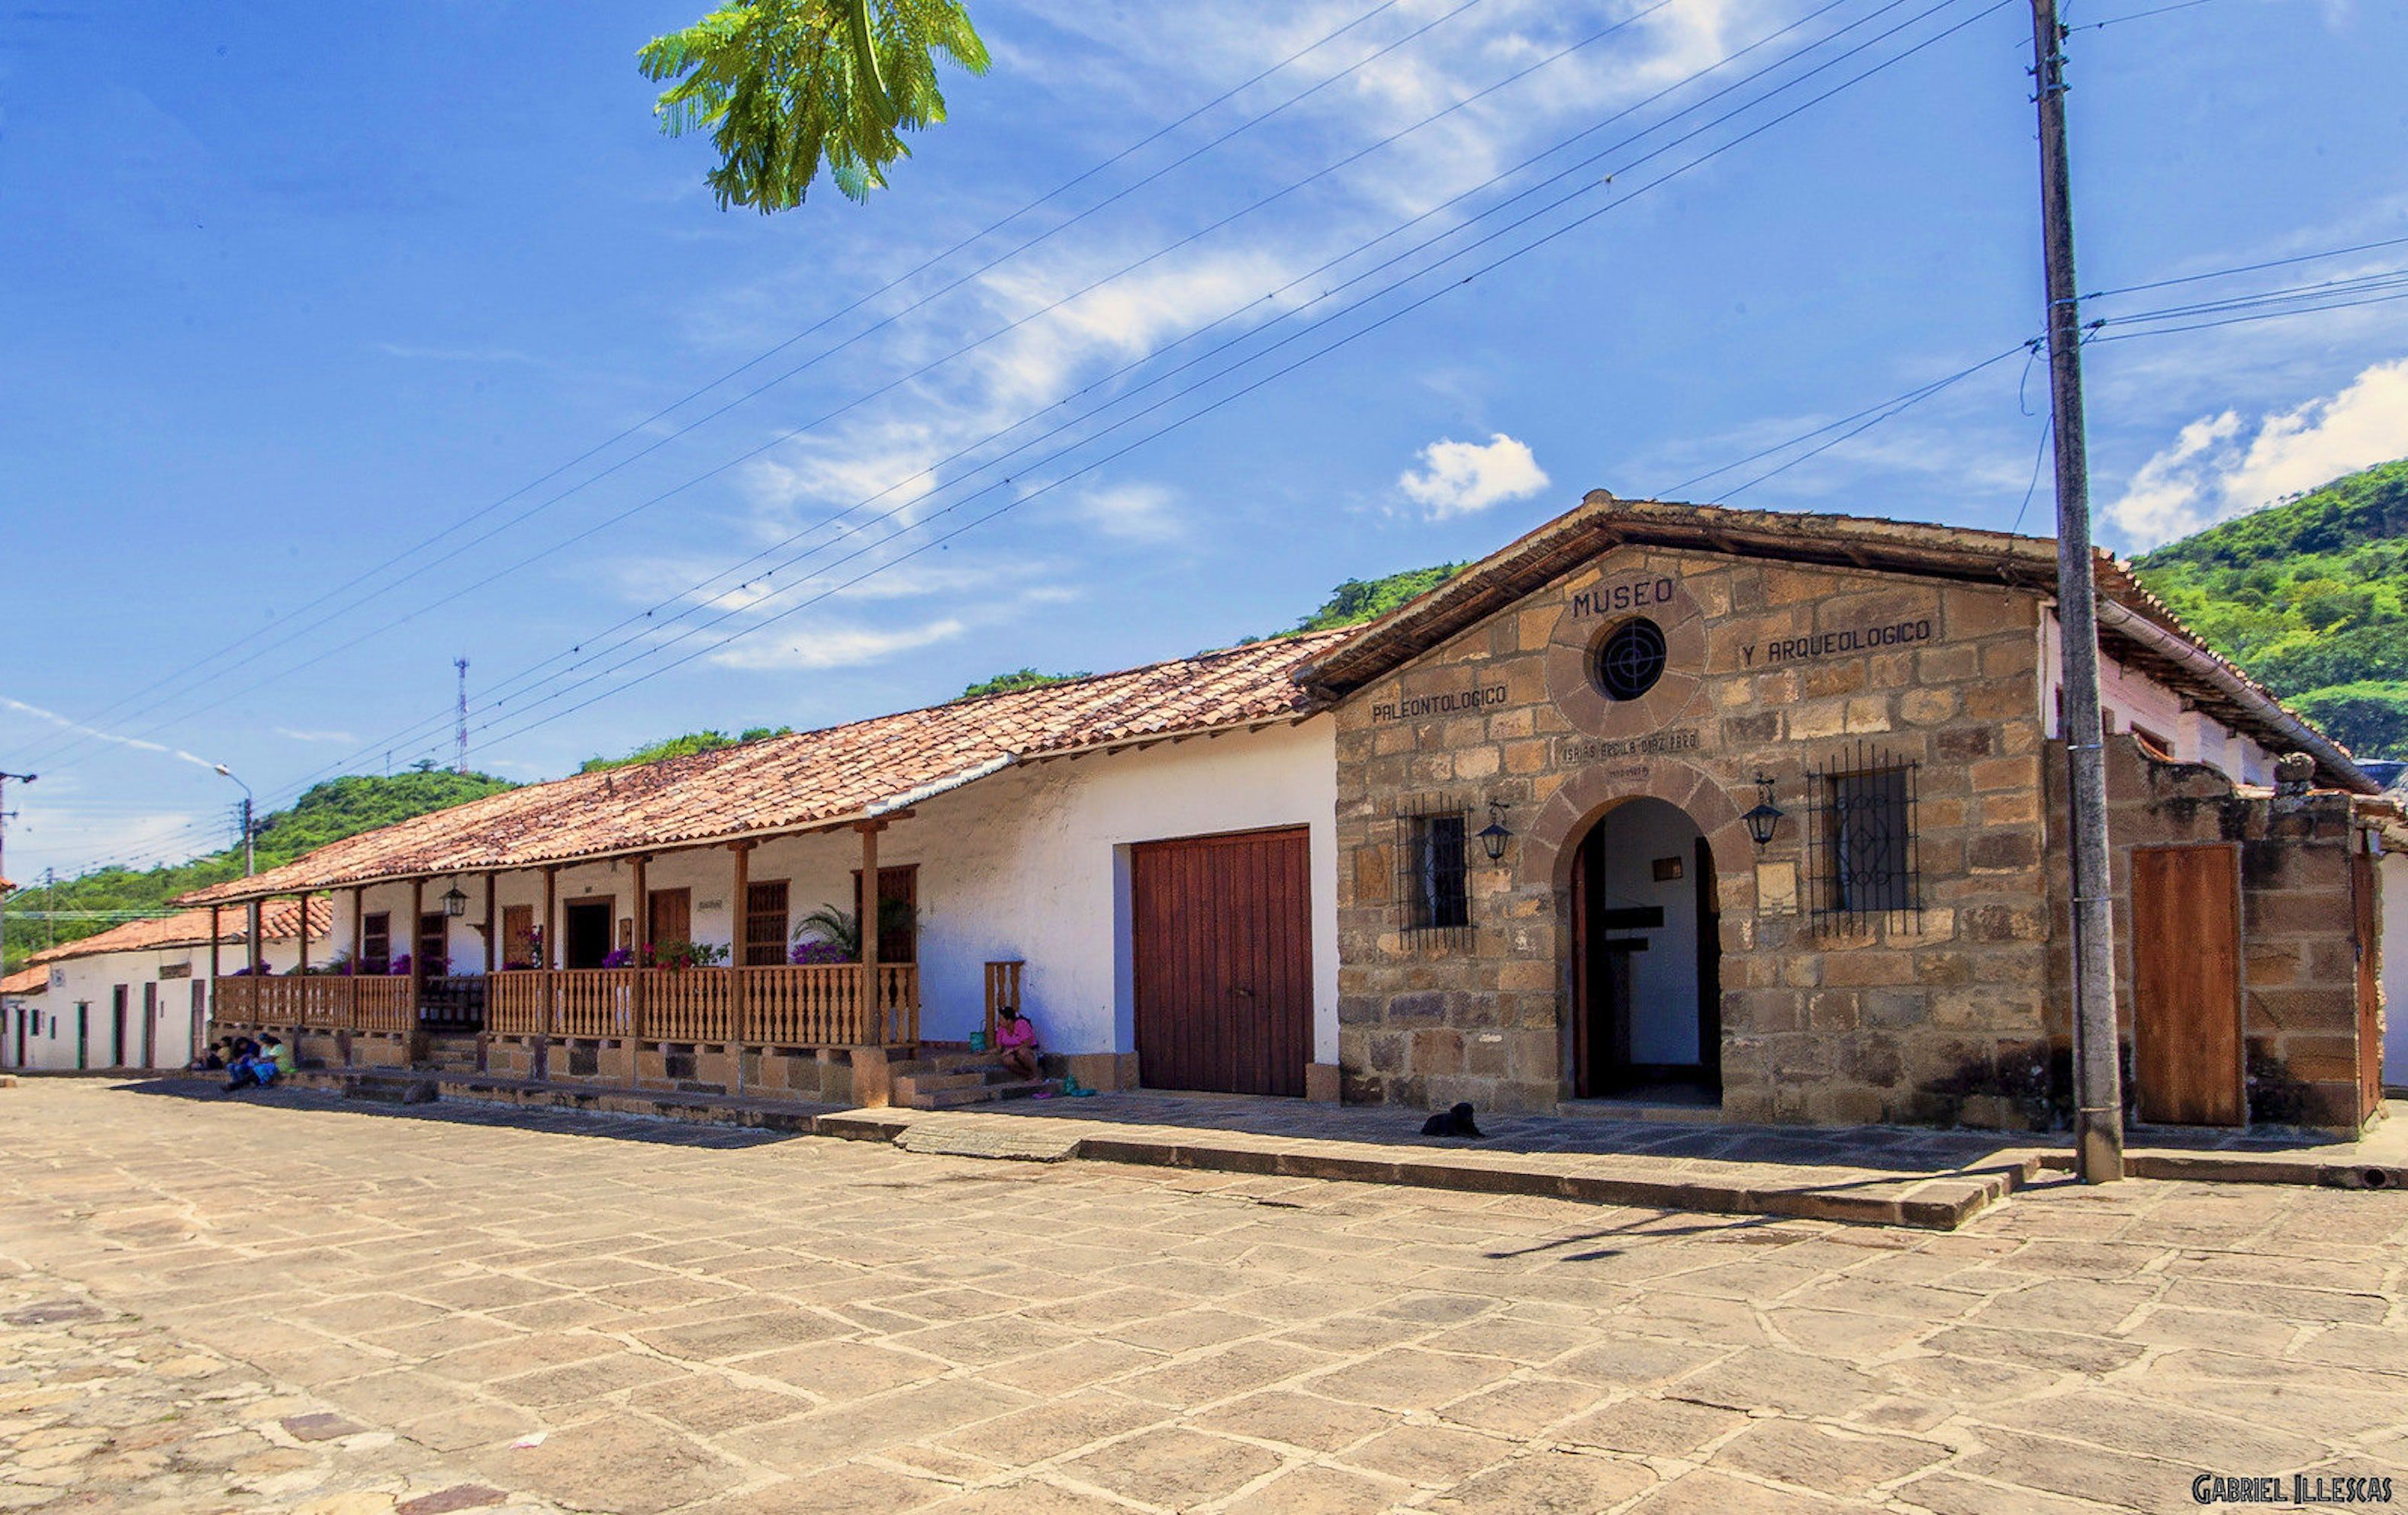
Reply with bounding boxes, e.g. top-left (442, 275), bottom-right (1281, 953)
top-left (0, 1265), bottom-right (566, 1515)
top-left (6, 1081), bottom-right (2408, 1514)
